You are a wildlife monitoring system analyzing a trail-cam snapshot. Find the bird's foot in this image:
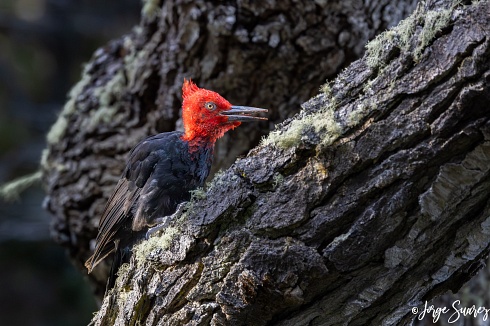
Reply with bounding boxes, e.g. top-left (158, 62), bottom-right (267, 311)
top-left (145, 202), bottom-right (187, 239)
top-left (146, 217), bottom-right (170, 239)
